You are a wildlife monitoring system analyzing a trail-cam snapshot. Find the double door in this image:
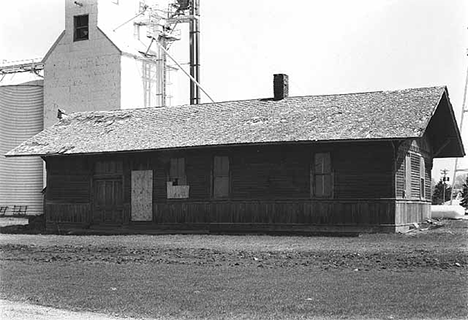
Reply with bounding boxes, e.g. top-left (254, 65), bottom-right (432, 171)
top-left (93, 178), bottom-right (123, 224)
